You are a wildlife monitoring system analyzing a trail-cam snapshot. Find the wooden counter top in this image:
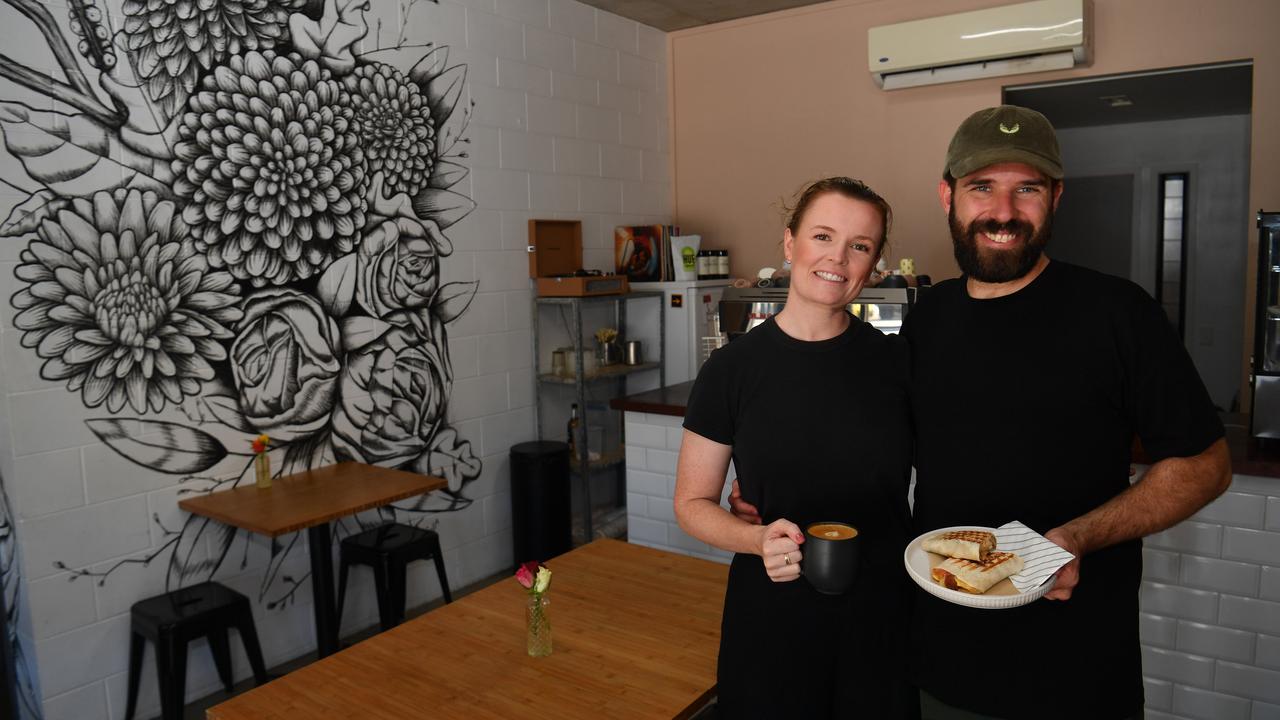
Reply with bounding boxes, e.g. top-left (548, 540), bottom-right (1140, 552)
top-left (609, 381), bottom-right (695, 417)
